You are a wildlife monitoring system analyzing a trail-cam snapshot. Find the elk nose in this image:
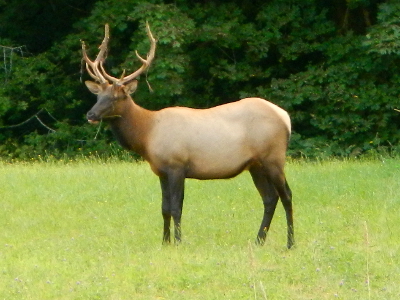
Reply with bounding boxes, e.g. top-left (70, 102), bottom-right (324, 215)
top-left (86, 111), bottom-right (99, 124)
